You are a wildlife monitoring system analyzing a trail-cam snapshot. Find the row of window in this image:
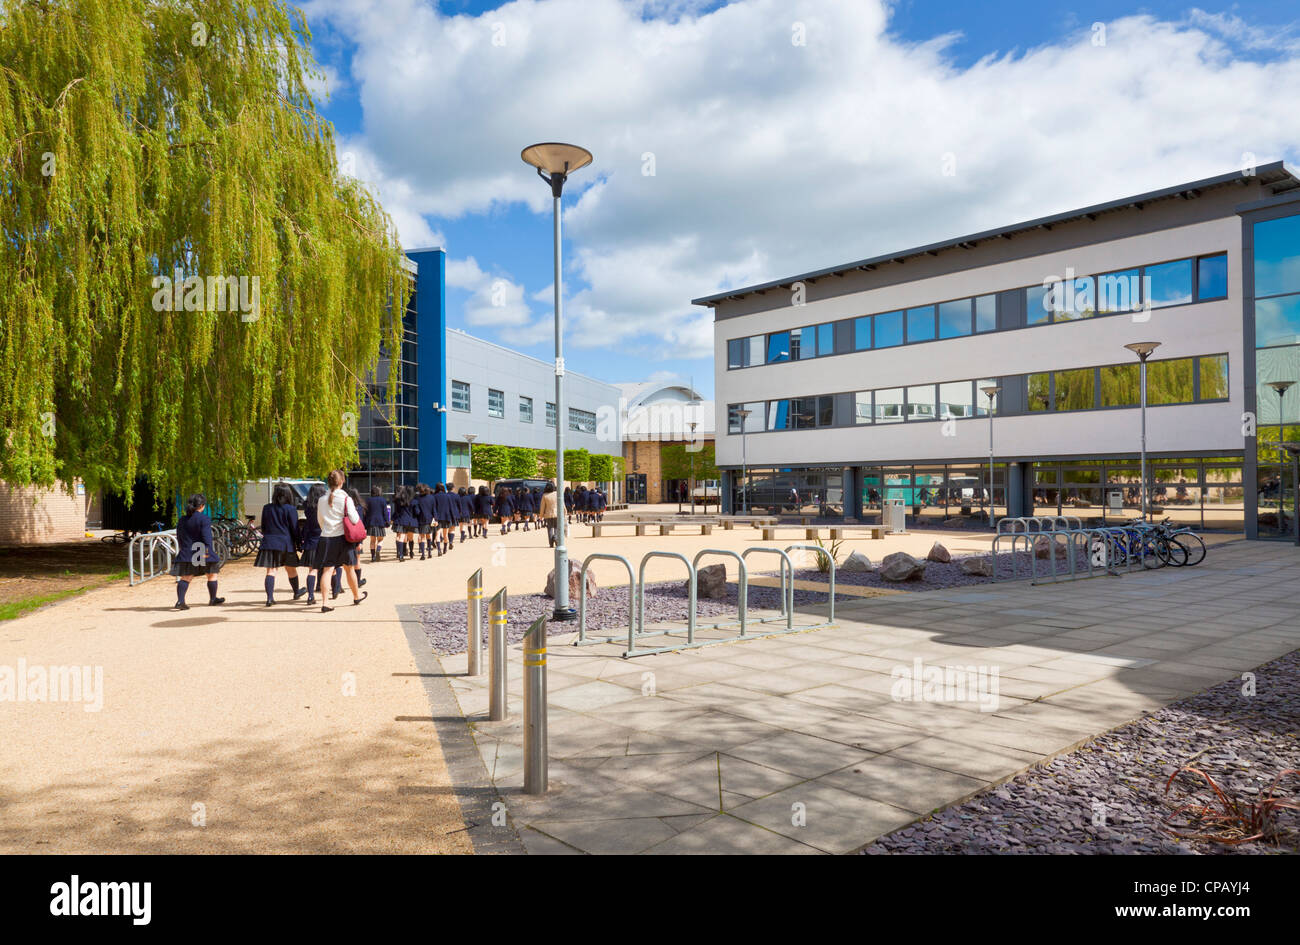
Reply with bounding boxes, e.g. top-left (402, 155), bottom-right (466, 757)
top-left (727, 353), bottom-right (1229, 433)
top-left (726, 251), bottom-right (1229, 370)
top-left (448, 380), bottom-right (592, 432)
